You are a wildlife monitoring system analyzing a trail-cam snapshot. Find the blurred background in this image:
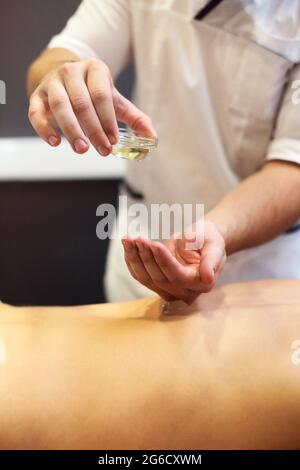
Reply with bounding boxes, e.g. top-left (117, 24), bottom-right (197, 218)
top-left (0, 0), bottom-right (133, 305)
